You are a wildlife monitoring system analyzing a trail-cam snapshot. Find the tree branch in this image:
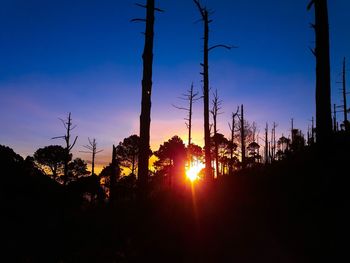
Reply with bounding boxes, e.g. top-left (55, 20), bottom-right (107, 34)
top-left (307, 0), bottom-right (315, 11)
top-left (208, 44), bottom-right (236, 52)
top-left (130, 18), bottom-right (146, 23)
